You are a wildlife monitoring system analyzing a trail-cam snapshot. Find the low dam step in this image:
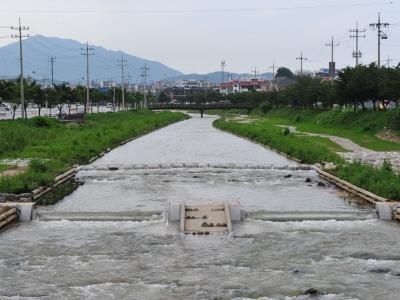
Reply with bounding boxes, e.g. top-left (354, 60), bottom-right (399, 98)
top-left (79, 163), bottom-right (314, 172)
top-left (168, 201), bottom-right (242, 234)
